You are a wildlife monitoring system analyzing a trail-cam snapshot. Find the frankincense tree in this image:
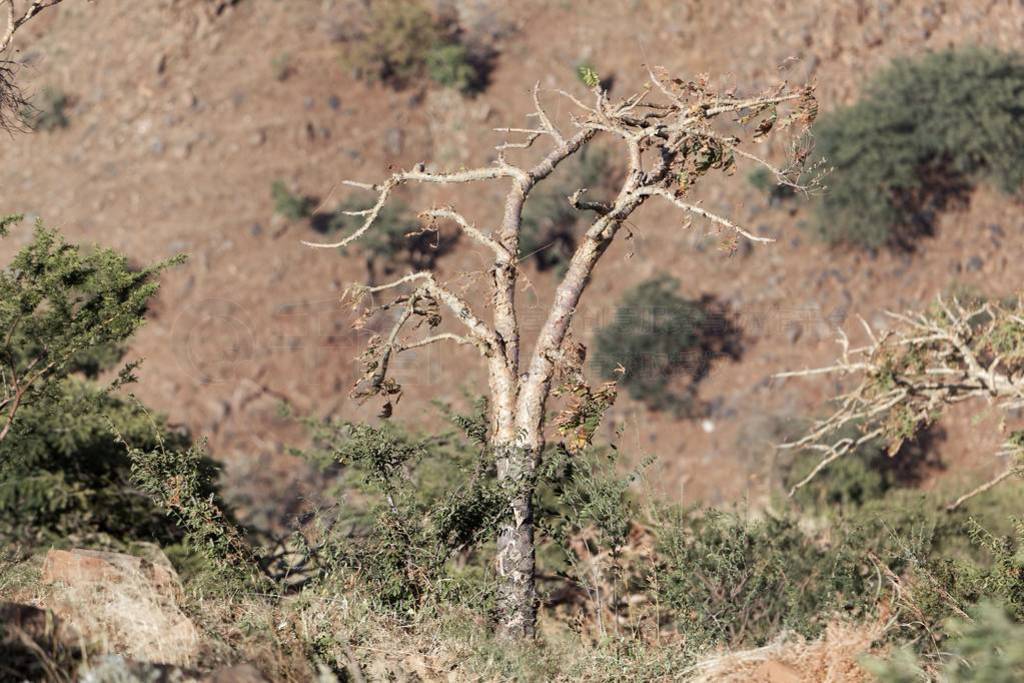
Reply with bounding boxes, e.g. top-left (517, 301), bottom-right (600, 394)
top-left (304, 69), bottom-right (818, 637)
